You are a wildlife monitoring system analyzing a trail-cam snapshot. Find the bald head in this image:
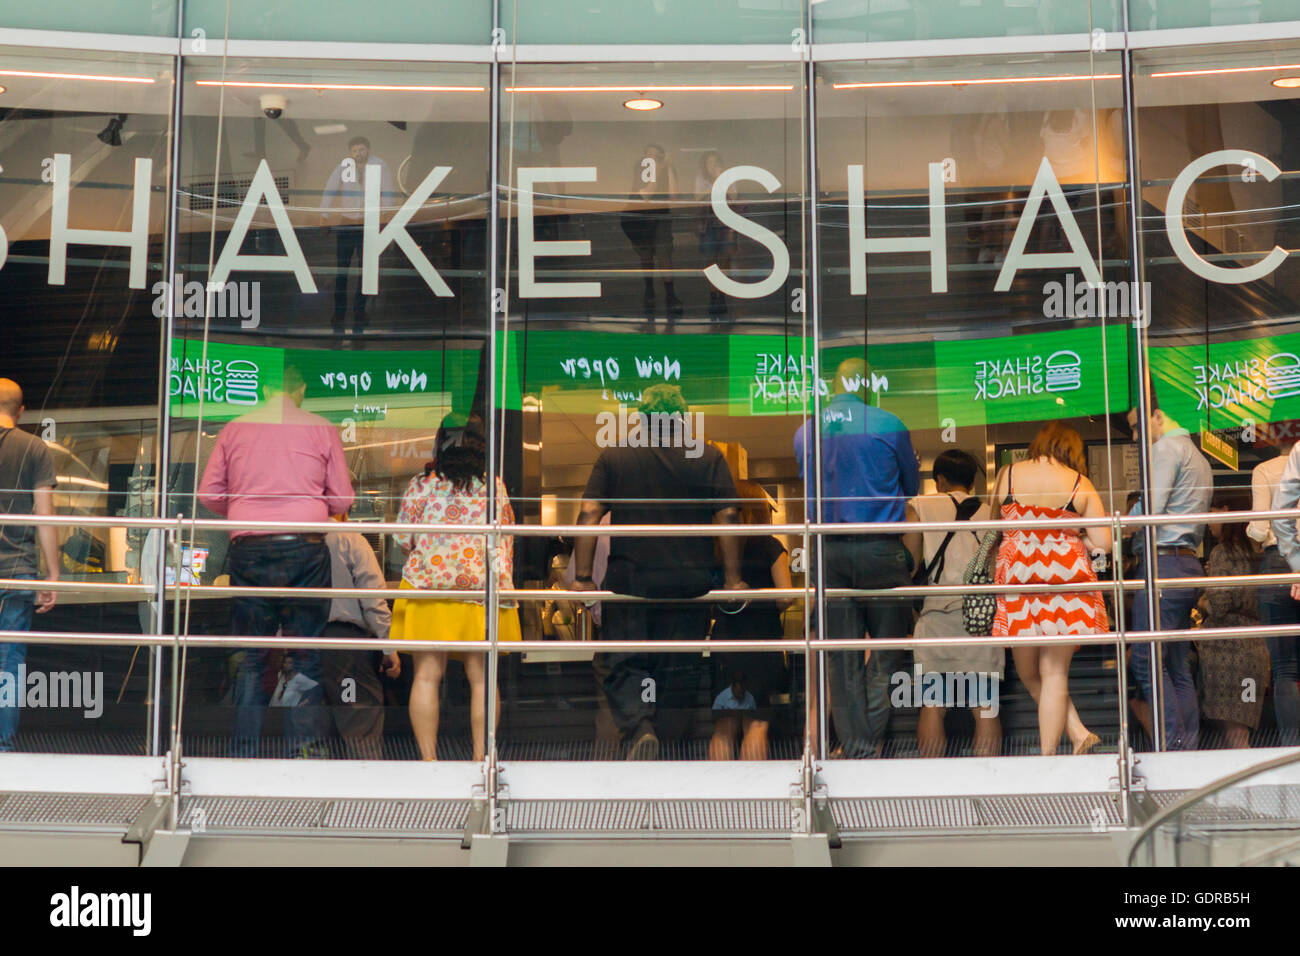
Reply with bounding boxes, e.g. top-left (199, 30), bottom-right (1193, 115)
top-left (833, 358), bottom-right (868, 399)
top-left (0, 379), bottom-right (23, 419)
